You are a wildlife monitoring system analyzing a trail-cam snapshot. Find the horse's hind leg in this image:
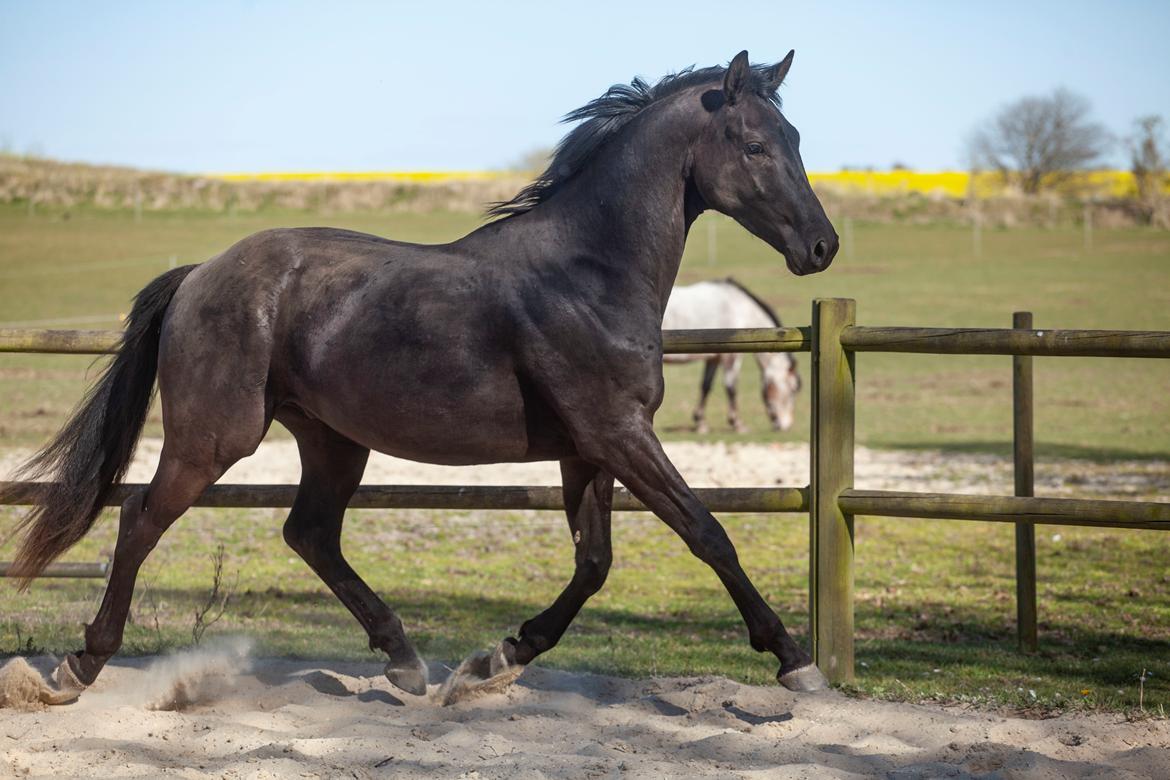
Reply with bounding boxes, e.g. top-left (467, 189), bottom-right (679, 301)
top-left (279, 413), bottom-right (428, 696)
top-left (59, 447), bottom-right (231, 691)
top-left (496, 457), bottom-right (614, 669)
